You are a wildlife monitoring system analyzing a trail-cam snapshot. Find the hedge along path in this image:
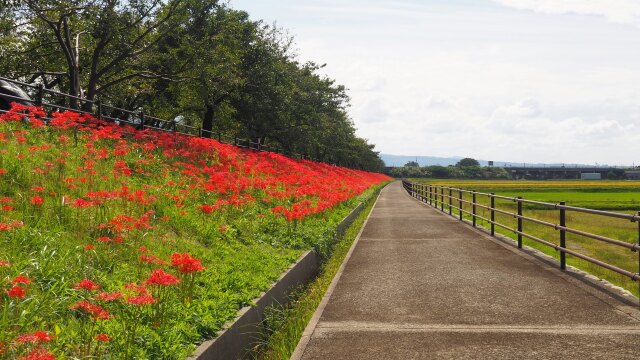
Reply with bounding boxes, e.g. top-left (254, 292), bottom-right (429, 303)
top-left (293, 181), bottom-right (640, 360)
